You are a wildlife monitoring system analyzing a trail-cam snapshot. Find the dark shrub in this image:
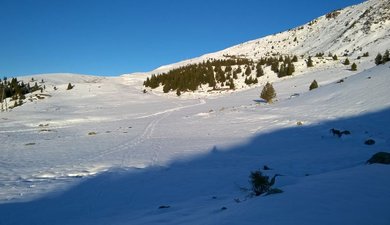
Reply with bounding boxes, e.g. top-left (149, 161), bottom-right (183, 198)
top-left (249, 171), bottom-right (280, 196)
top-left (309, 80), bottom-right (318, 91)
top-left (367, 152), bottom-right (390, 164)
